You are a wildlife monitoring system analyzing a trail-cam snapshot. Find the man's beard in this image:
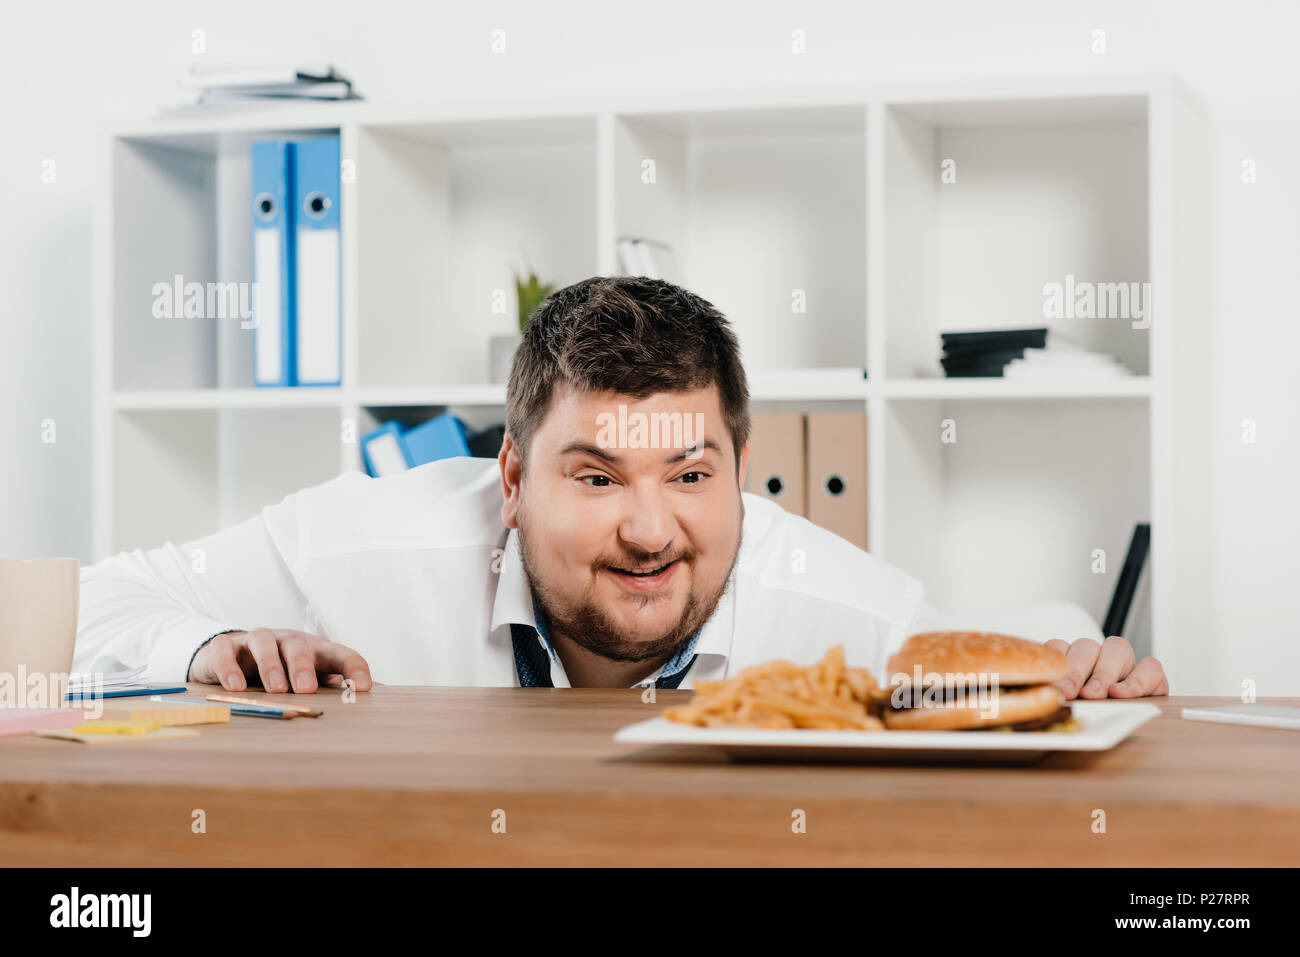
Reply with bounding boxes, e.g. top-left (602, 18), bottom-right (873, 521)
top-left (514, 508), bottom-right (743, 665)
